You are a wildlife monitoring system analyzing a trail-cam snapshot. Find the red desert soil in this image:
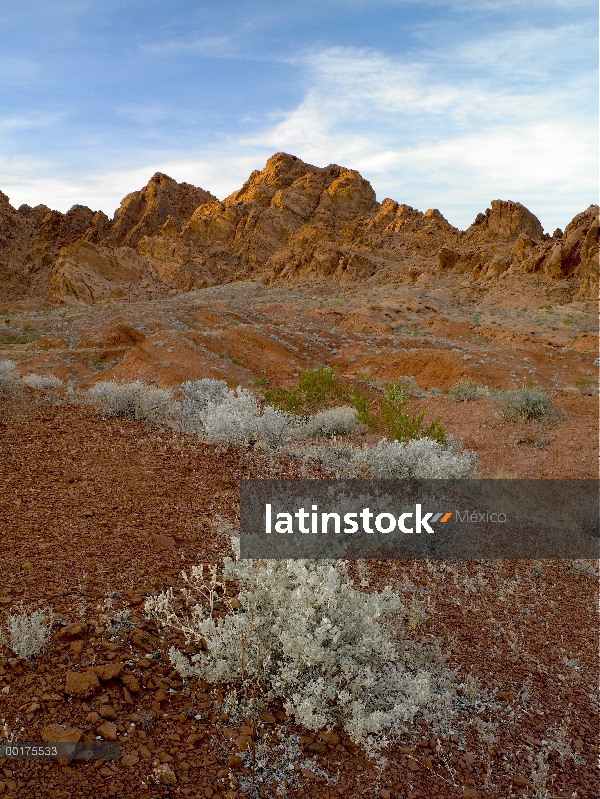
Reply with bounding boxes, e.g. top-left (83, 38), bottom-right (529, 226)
top-left (0, 399), bottom-right (598, 799)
